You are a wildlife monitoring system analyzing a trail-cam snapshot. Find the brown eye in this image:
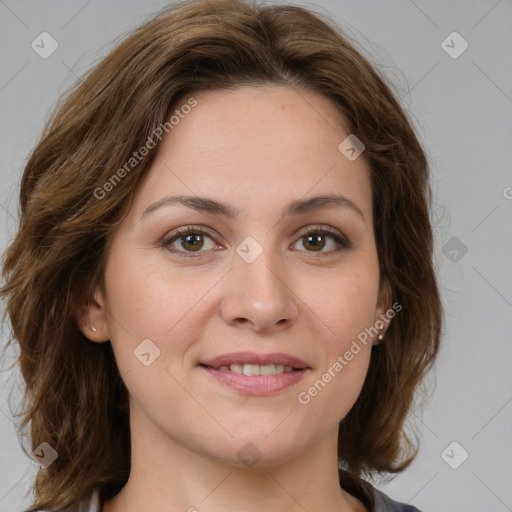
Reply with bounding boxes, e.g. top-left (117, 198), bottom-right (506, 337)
top-left (161, 226), bottom-right (219, 257)
top-left (302, 233), bottom-right (328, 252)
top-left (180, 233), bottom-right (205, 252)
top-left (292, 226), bottom-right (350, 255)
